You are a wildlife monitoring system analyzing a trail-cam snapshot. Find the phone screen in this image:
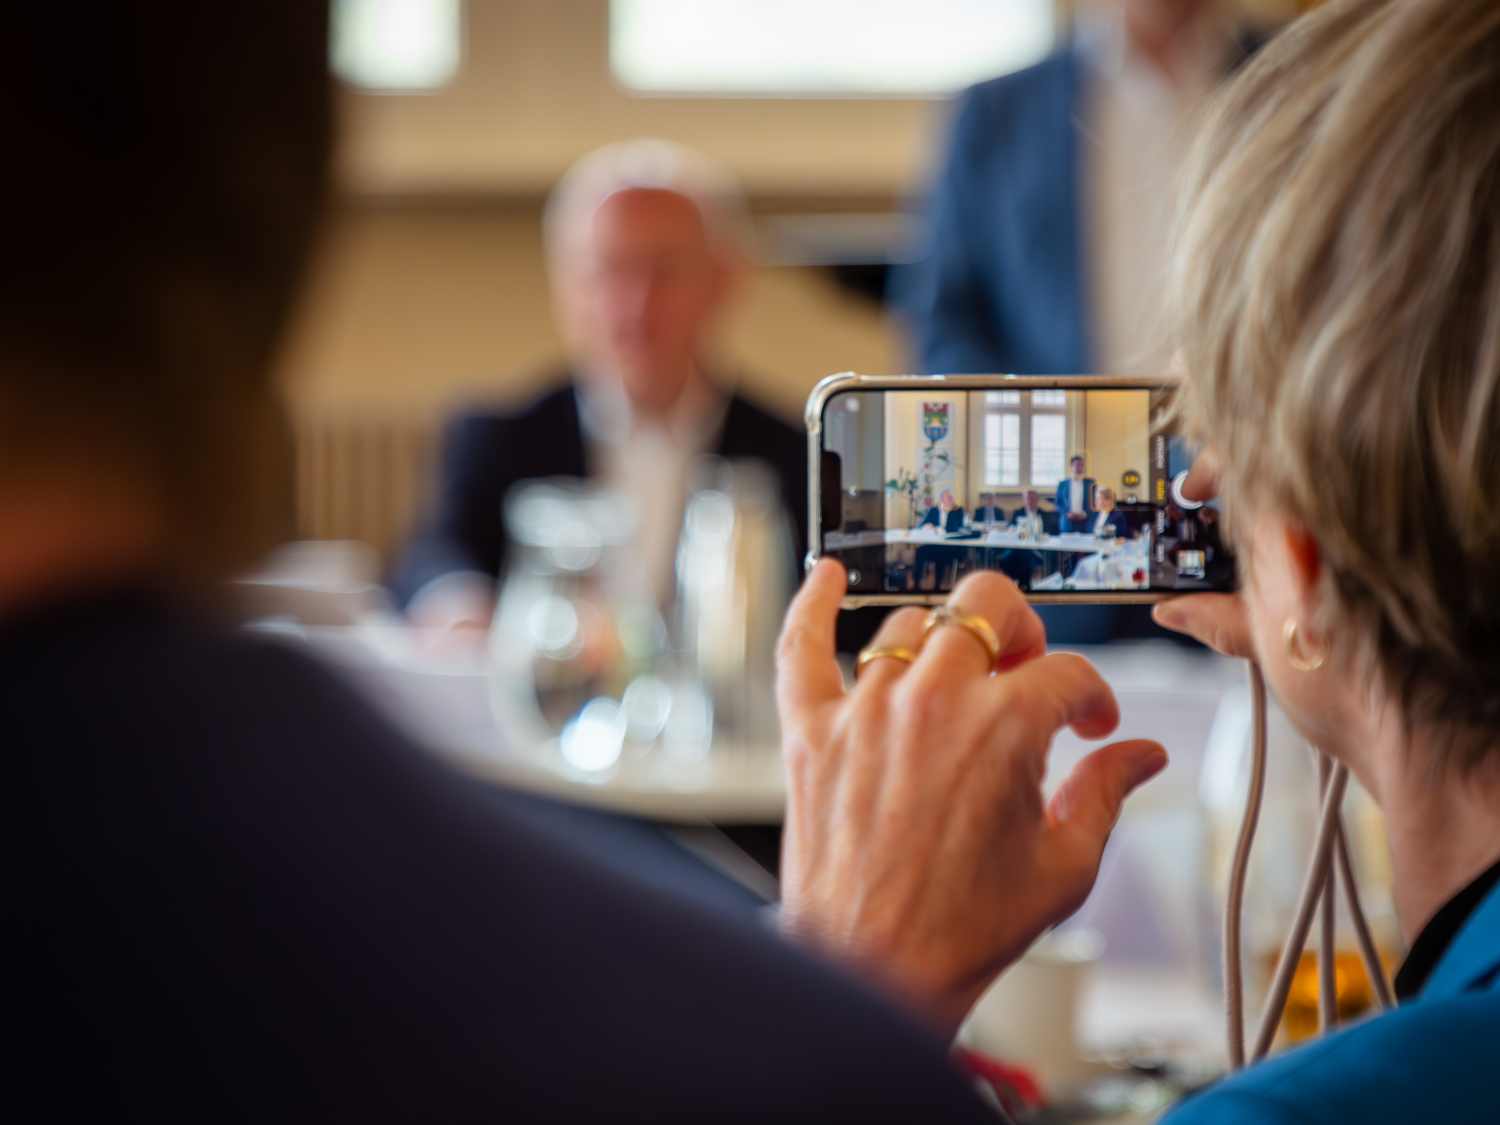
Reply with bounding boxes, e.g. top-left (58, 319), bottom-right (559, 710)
top-left (818, 387), bottom-right (1234, 599)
